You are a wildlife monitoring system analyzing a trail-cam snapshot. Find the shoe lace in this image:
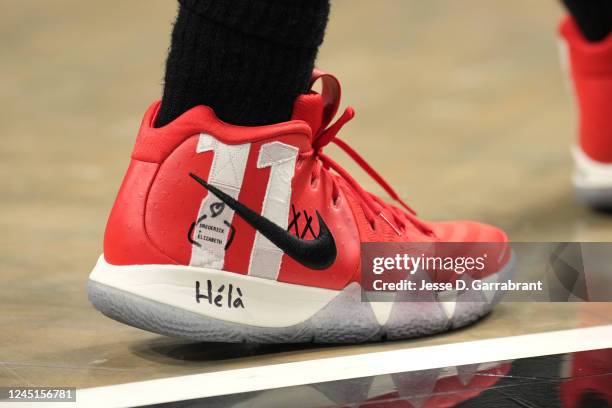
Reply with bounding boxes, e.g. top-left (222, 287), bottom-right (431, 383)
top-left (299, 70), bottom-right (433, 237)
